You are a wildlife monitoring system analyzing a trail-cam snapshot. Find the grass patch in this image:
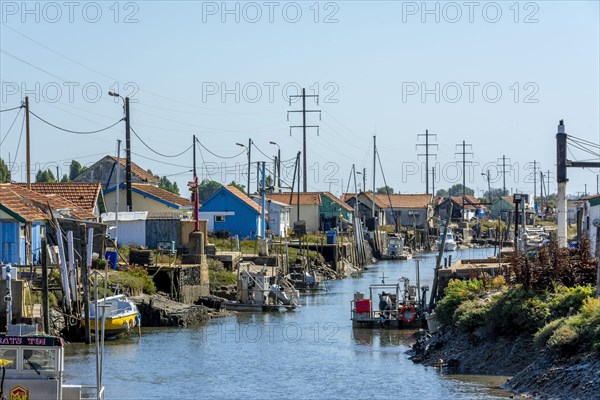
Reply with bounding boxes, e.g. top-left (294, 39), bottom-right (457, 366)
top-left (107, 266), bottom-right (156, 295)
top-left (208, 259), bottom-right (237, 290)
